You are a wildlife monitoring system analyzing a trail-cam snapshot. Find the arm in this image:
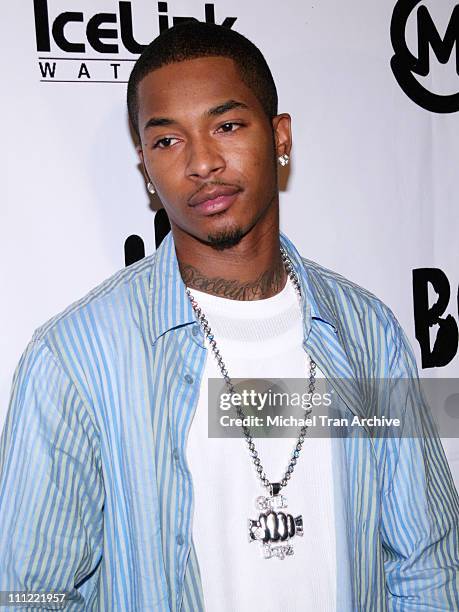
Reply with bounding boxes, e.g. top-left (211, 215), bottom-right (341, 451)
top-left (0, 337), bottom-right (104, 610)
top-left (381, 316), bottom-right (459, 611)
